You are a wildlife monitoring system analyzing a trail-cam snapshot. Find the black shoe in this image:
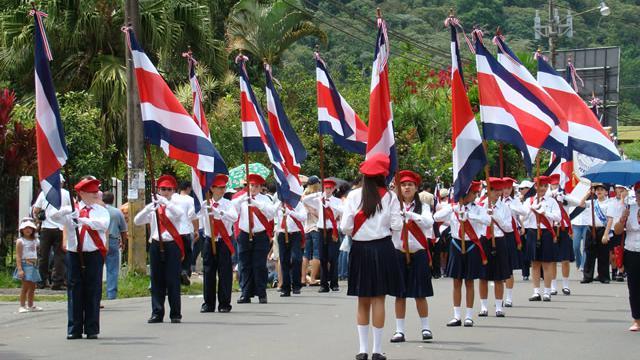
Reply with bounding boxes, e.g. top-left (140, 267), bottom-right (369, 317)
top-left (292, 288), bottom-right (301, 295)
top-left (51, 284), bottom-right (66, 291)
top-left (562, 287), bottom-right (571, 295)
top-left (390, 331), bottom-right (405, 343)
top-left (504, 300), bottom-right (513, 307)
top-left (280, 291), bottom-right (291, 297)
top-left (580, 278), bottom-right (593, 284)
top-left (170, 318), bottom-right (181, 323)
top-left (421, 329), bottom-right (433, 341)
top-left (463, 318), bottom-right (474, 327)
top-left (147, 315), bottom-right (163, 323)
top-left (495, 310), bottom-right (505, 318)
top-left (550, 289), bottom-right (558, 296)
top-left (180, 273), bottom-right (191, 286)
top-left (542, 294), bottom-right (551, 302)
top-left (200, 304), bottom-right (215, 313)
top-left (66, 334), bottom-right (82, 340)
top-left (478, 309), bottom-right (488, 317)
top-left (318, 286), bottom-right (330, 293)
top-left (355, 353), bottom-right (368, 360)
top-left (522, 276), bottom-right (529, 281)
top-left (237, 296), bottom-right (251, 304)
top-left (529, 294), bottom-right (542, 301)
top-left (616, 274), bottom-right (625, 282)
top-left (218, 306), bottom-right (232, 313)
top-left (37, 282), bottom-right (47, 290)
top-left (446, 318), bottom-right (462, 327)
top-left (330, 286), bottom-right (340, 292)
top-left (86, 334), bottom-right (98, 339)
top-left (371, 353), bottom-right (387, 360)
top-left (259, 296), bottom-right (268, 304)
top-left (599, 278), bottom-right (610, 284)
